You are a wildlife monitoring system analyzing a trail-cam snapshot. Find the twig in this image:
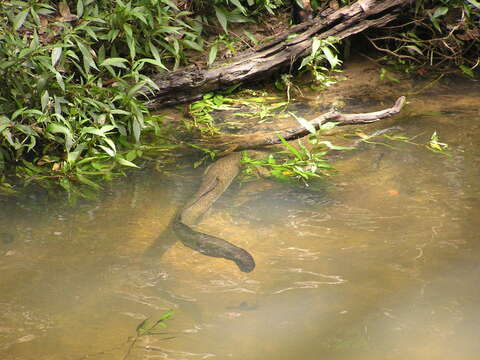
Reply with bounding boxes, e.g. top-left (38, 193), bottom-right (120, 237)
top-left (230, 96), bottom-right (407, 150)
